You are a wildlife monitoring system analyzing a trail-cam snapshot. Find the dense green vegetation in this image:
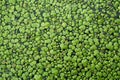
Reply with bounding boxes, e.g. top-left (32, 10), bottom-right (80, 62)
top-left (0, 0), bottom-right (120, 80)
